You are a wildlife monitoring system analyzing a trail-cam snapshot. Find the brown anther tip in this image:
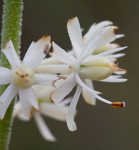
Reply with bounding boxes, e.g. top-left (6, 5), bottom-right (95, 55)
top-left (20, 75), bottom-right (25, 78)
top-left (112, 101), bottom-right (126, 109)
top-left (67, 17), bottom-right (77, 24)
top-left (41, 35), bottom-right (51, 41)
